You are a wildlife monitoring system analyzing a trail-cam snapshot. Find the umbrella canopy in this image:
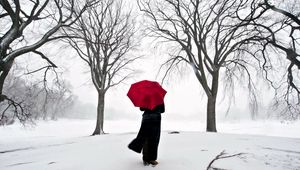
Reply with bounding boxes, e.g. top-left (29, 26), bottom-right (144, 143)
top-left (127, 80), bottom-right (167, 110)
